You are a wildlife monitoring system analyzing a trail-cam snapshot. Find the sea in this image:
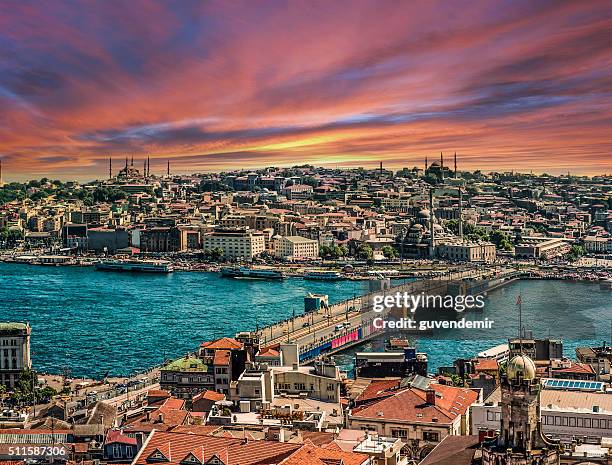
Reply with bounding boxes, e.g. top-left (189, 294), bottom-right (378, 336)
top-left (0, 262), bottom-right (609, 378)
